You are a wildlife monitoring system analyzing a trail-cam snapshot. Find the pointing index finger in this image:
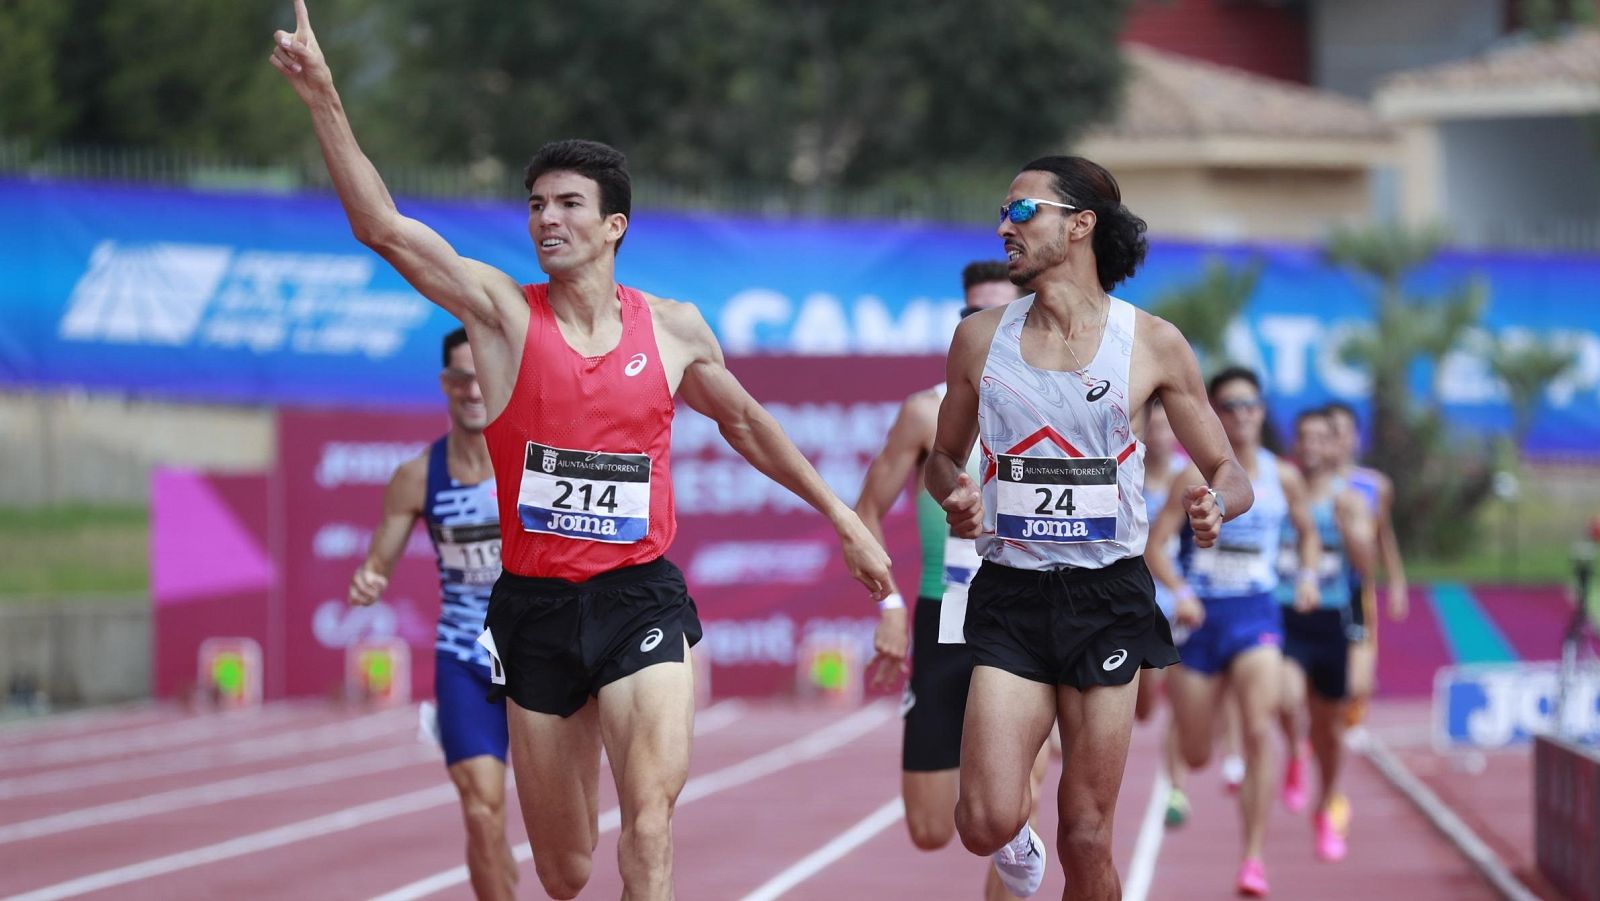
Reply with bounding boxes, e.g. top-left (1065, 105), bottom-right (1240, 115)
top-left (294, 0), bottom-right (311, 34)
